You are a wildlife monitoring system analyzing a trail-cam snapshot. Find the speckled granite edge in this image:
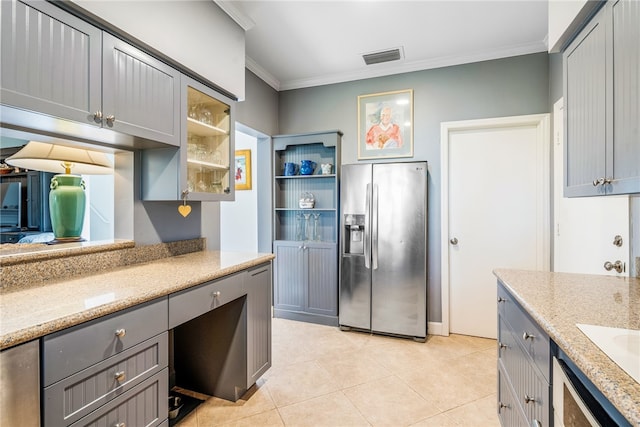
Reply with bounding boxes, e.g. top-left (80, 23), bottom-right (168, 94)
top-left (0, 238), bottom-right (205, 290)
top-left (0, 240), bottom-right (135, 265)
top-left (0, 251), bottom-right (275, 350)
